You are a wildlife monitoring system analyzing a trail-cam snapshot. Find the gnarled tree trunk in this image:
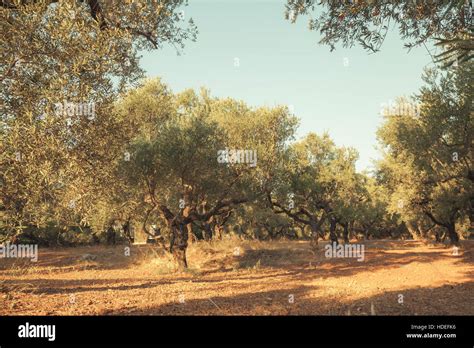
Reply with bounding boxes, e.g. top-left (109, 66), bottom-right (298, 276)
top-left (425, 211), bottom-right (460, 246)
top-left (309, 220), bottom-right (319, 247)
top-left (329, 217), bottom-right (338, 245)
top-left (203, 220), bottom-right (213, 241)
top-left (446, 221), bottom-right (460, 246)
top-left (170, 222), bottom-right (188, 268)
top-left (342, 222), bottom-right (349, 244)
top-left (309, 213), bottom-right (326, 249)
top-left (186, 223), bottom-right (195, 244)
